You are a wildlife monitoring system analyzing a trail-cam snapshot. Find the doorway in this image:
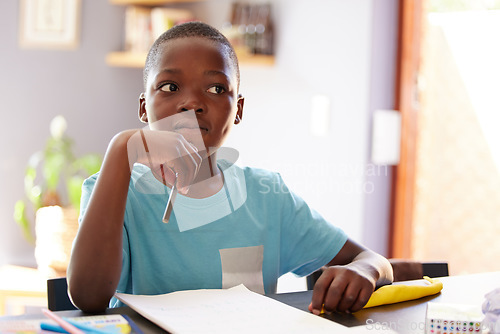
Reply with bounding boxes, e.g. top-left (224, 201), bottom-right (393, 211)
top-left (393, 0), bottom-right (500, 274)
